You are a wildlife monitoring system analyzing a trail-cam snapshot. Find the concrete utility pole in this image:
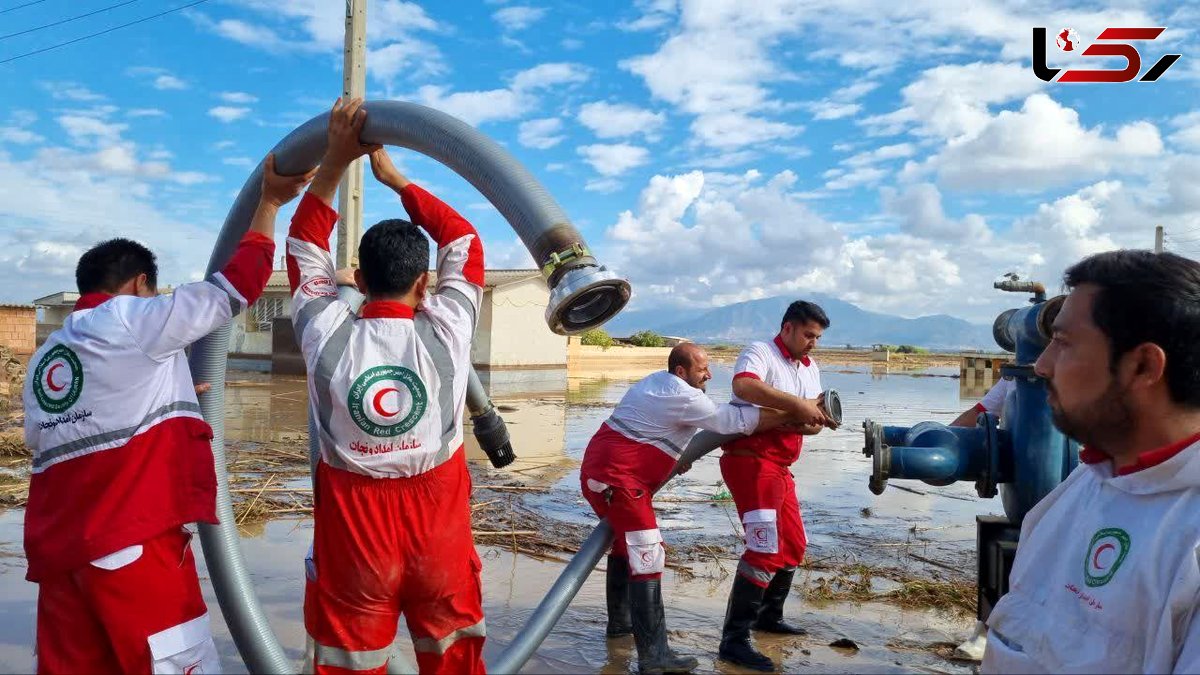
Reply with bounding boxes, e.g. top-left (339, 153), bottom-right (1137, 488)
top-left (1155, 225), bottom-right (1164, 254)
top-left (336, 0), bottom-right (367, 269)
